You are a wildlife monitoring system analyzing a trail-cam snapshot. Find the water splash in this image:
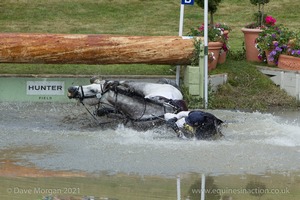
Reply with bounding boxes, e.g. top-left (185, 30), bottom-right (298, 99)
top-left (1, 102), bottom-right (300, 176)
